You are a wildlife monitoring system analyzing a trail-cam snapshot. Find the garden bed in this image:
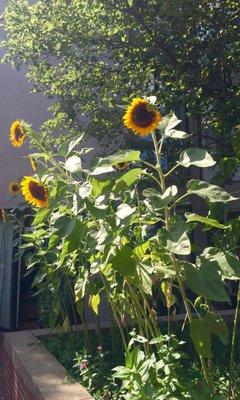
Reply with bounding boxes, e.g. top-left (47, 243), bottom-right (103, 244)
top-left (1, 310), bottom-right (237, 400)
top-left (1, 327), bottom-right (96, 400)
